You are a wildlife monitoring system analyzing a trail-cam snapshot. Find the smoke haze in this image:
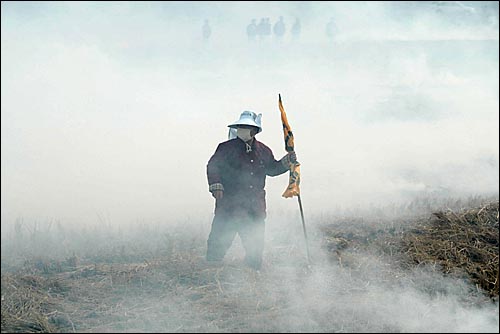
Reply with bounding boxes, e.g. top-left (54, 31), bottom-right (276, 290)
top-left (1, 2), bottom-right (499, 333)
top-left (2, 1), bottom-right (498, 225)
